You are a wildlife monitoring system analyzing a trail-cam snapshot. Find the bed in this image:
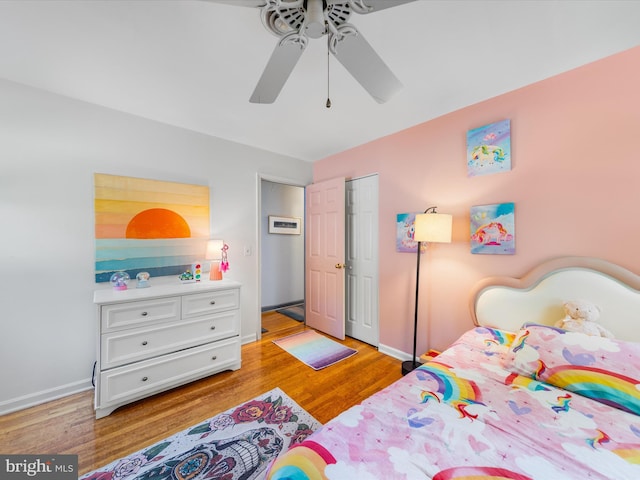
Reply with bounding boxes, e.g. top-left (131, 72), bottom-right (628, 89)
top-left (265, 256), bottom-right (640, 479)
